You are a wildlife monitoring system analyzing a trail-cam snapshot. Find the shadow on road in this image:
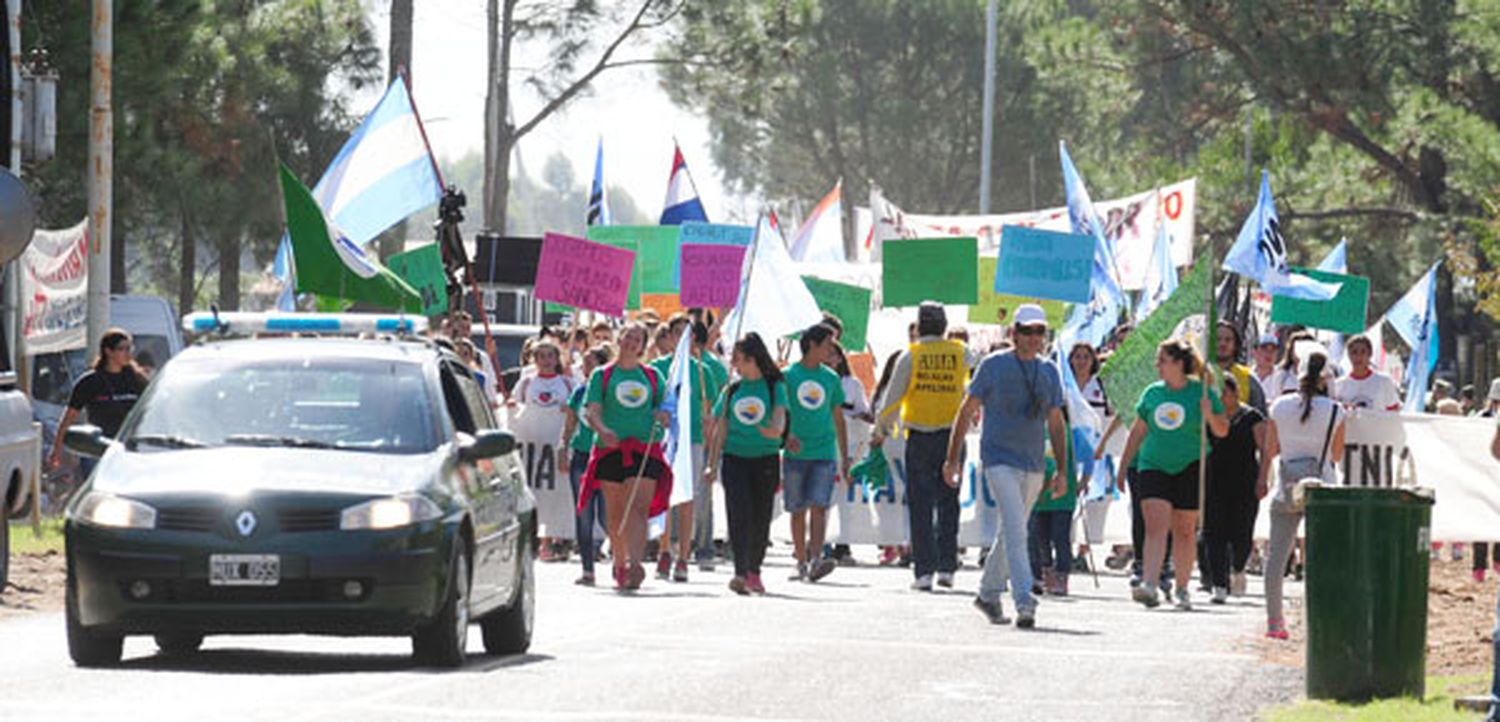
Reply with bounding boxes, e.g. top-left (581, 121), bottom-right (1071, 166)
top-left (116, 648), bottom-right (554, 675)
